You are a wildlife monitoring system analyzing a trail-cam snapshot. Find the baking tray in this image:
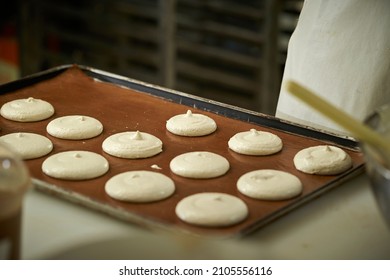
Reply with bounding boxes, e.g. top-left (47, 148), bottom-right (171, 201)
top-left (0, 65), bottom-right (365, 237)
